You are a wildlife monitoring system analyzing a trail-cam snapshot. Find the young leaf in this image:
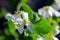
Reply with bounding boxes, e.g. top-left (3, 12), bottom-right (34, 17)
top-left (32, 18), bottom-right (53, 36)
